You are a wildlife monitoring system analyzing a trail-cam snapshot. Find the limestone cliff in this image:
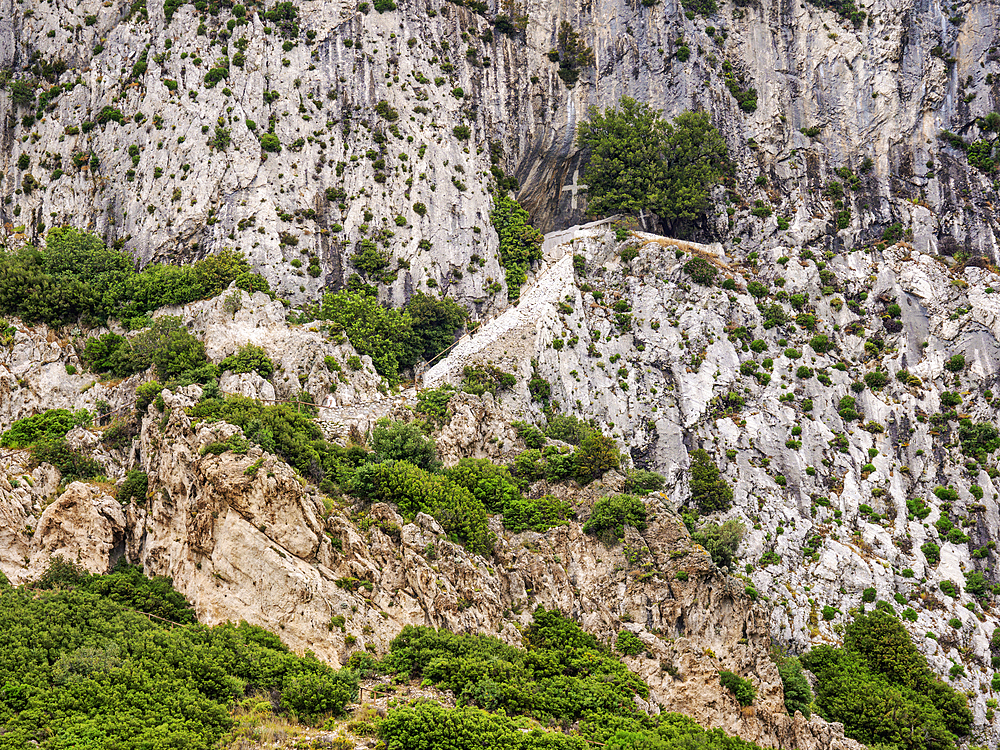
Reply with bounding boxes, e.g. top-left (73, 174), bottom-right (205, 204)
top-left (1, 0), bottom-right (998, 307)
